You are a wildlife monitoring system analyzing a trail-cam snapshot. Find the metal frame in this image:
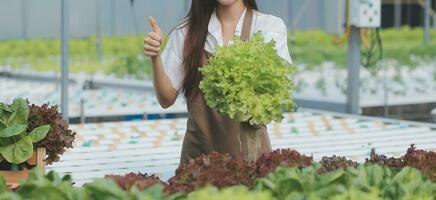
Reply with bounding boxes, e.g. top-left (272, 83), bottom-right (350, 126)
top-left (87, 78), bottom-right (154, 91)
top-left (424, 0), bottom-right (432, 44)
top-left (61, 0), bottom-right (69, 122)
top-left (96, 0), bottom-right (103, 62)
top-left (295, 96), bottom-right (347, 113)
top-left (346, 26), bottom-right (361, 114)
top-left (0, 69), bottom-right (76, 83)
top-left (394, 0), bottom-right (402, 28)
